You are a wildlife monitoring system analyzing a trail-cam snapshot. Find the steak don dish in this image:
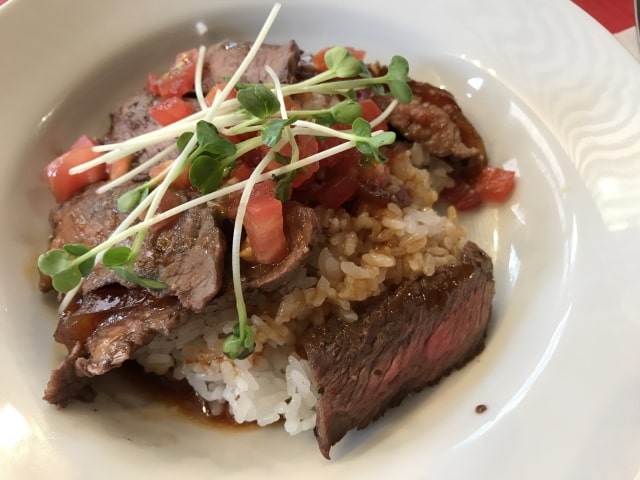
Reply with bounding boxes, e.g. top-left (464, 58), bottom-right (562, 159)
top-left (38, 28), bottom-right (513, 459)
